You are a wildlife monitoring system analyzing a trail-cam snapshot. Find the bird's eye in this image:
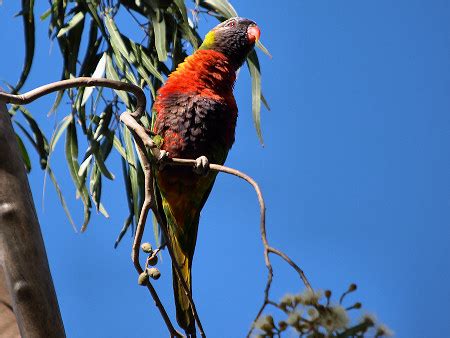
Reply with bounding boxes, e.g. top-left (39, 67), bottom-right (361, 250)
top-left (226, 20), bottom-right (236, 28)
